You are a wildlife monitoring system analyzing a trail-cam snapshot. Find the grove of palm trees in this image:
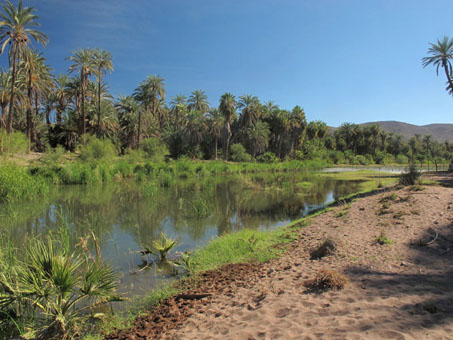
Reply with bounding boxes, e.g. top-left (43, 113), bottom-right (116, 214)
top-left (0, 1), bottom-right (451, 166)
